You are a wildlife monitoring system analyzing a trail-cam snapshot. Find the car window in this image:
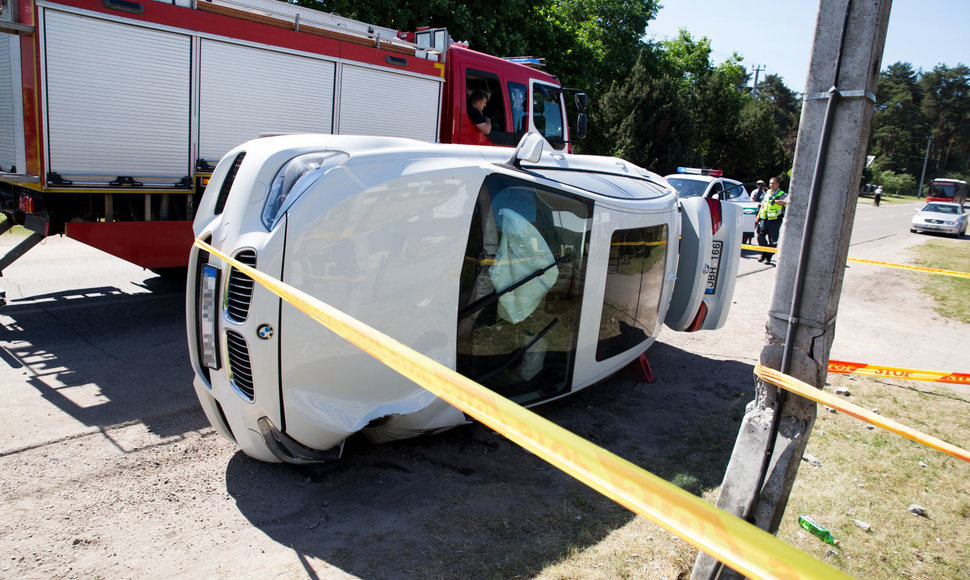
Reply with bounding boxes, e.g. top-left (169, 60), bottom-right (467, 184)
top-left (665, 177), bottom-right (709, 198)
top-left (722, 182), bottom-right (744, 200)
top-left (457, 173), bottom-right (592, 405)
top-left (709, 182), bottom-right (723, 199)
top-left (596, 225), bottom-right (668, 361)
